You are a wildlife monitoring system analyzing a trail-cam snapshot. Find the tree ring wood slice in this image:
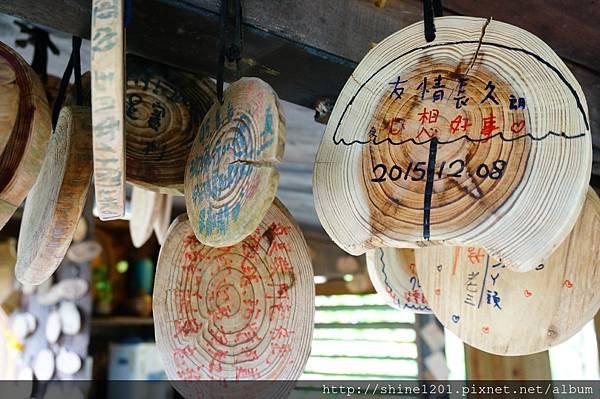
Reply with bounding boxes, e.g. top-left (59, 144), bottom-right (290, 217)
top-left (366, 247), bottom-right (431, 313)
top-left (153, 198), bottom-right (313, 398)
top-left (0, 40), bottom-right (51, 229)
top-left (91, 0), bottom-right (126, 220)
top-left (185, 78), bottom-right (285, 247)
top-left (153, 194), bottom-right (173, 245)
top-left (66, 241), bottom-right (102, 264)
top-left (129, 185), bottom-right (161, 248)
top-left (313, 16), bottom-right (591, 271)
top-left (126, 56), bottom-right (216, 195)
top-left (415, 187), bottom-right (600, 356)
top-left (16, 106), bottom-right (93, 286)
